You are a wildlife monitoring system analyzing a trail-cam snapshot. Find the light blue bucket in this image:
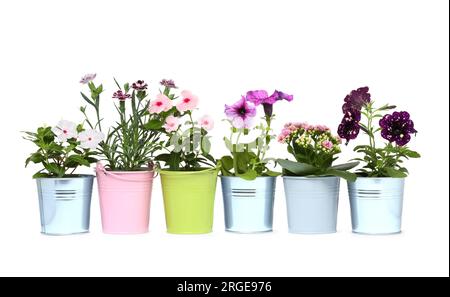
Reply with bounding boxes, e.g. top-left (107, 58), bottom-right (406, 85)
top-left (36, 175), bottom-right (94, 235)
top-left (283, 176), bottom-right (340, 234)
top-left (347, 177), bottom-right (405, 235)
top-left (221, 176), bottom-right (276, 233)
